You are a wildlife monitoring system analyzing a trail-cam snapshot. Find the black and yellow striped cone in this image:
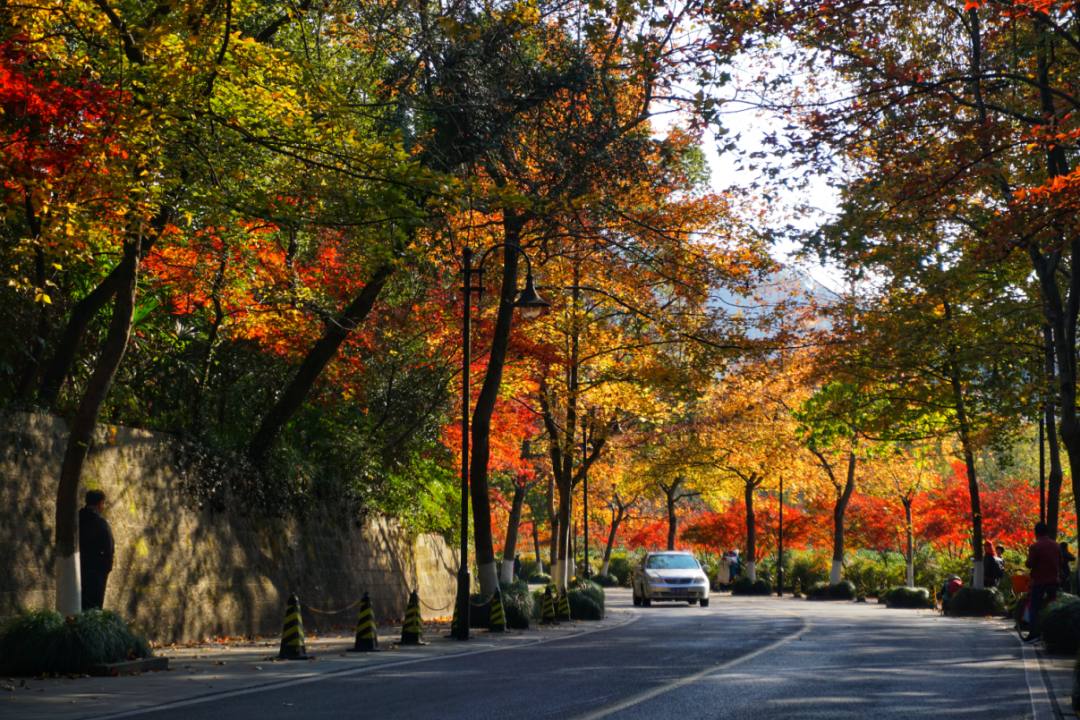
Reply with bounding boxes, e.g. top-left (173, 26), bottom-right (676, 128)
top-left (348, 591), bottom-right (381, 652)
top-left (399, 590), bottom-right (427, 645)
top-left (277, 594), bottom-right (308, 660)
top-left (557, 587), bottom-right (572, 622)
top-left (541, 586), bottom-right (557, 625)
top-left (488, 588), bottom-right (507, 633)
